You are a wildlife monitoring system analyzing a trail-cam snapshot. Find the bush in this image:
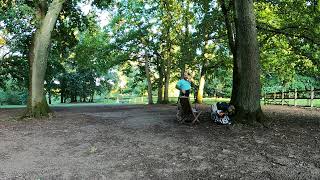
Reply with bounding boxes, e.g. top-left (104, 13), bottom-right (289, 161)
top-left (0, 89), bottom-right (28, 105)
